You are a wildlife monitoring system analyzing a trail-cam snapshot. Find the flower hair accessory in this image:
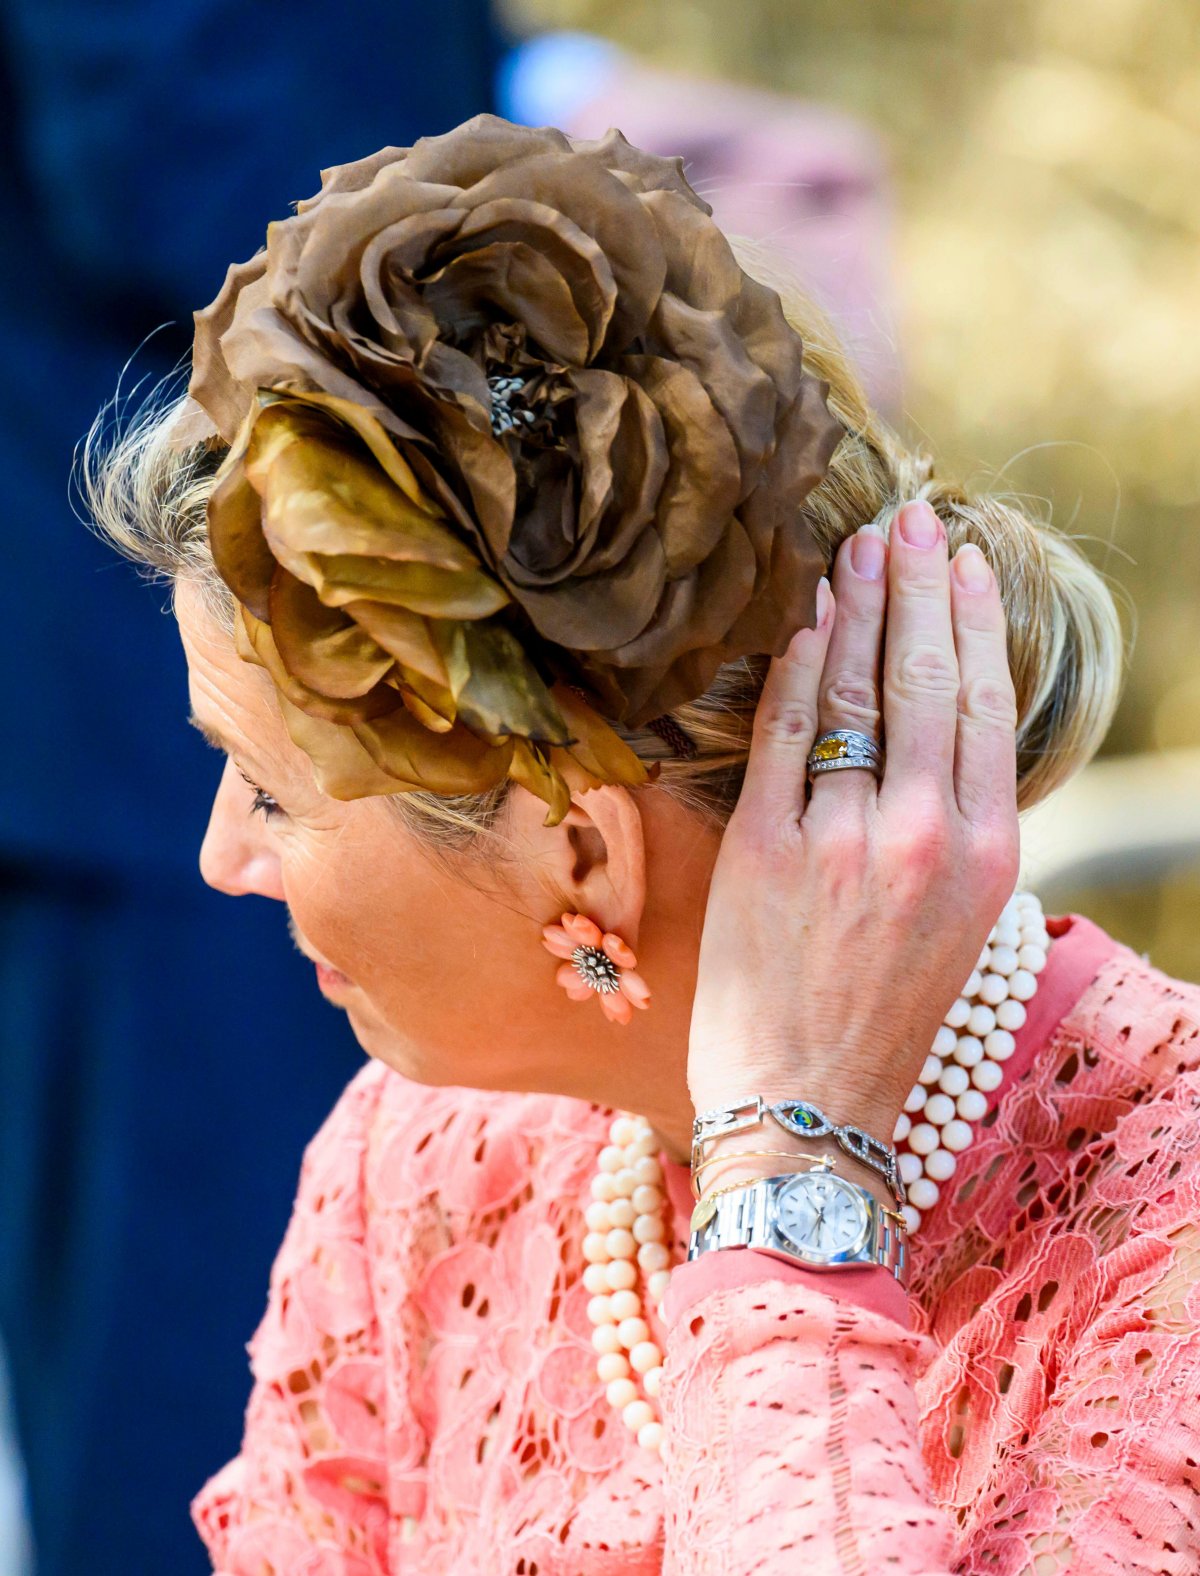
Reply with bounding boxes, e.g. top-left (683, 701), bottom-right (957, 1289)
top-left (188, 113), bottom-right (844, 824)
top-left (542, 913), bottom-right (650, 1025)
